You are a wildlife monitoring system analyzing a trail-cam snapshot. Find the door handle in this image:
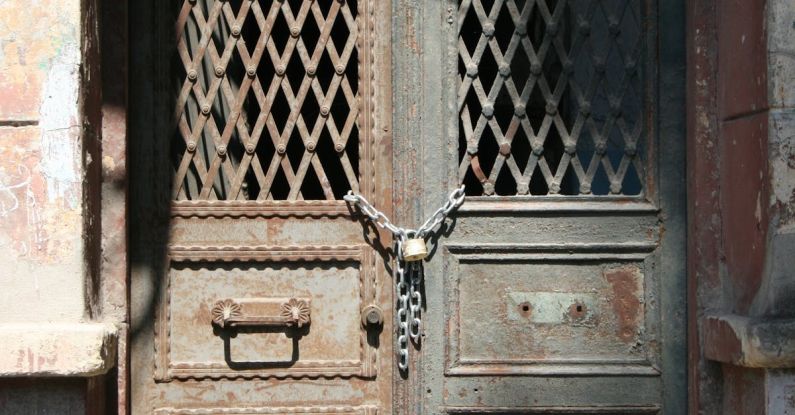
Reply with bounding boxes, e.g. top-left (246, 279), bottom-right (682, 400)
top-left (211, 298), bottom-right (311, 329)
